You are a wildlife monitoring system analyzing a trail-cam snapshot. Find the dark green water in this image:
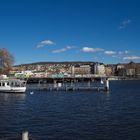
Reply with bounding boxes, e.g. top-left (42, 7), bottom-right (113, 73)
top-left (0, 80), bottom-right (140, 140)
